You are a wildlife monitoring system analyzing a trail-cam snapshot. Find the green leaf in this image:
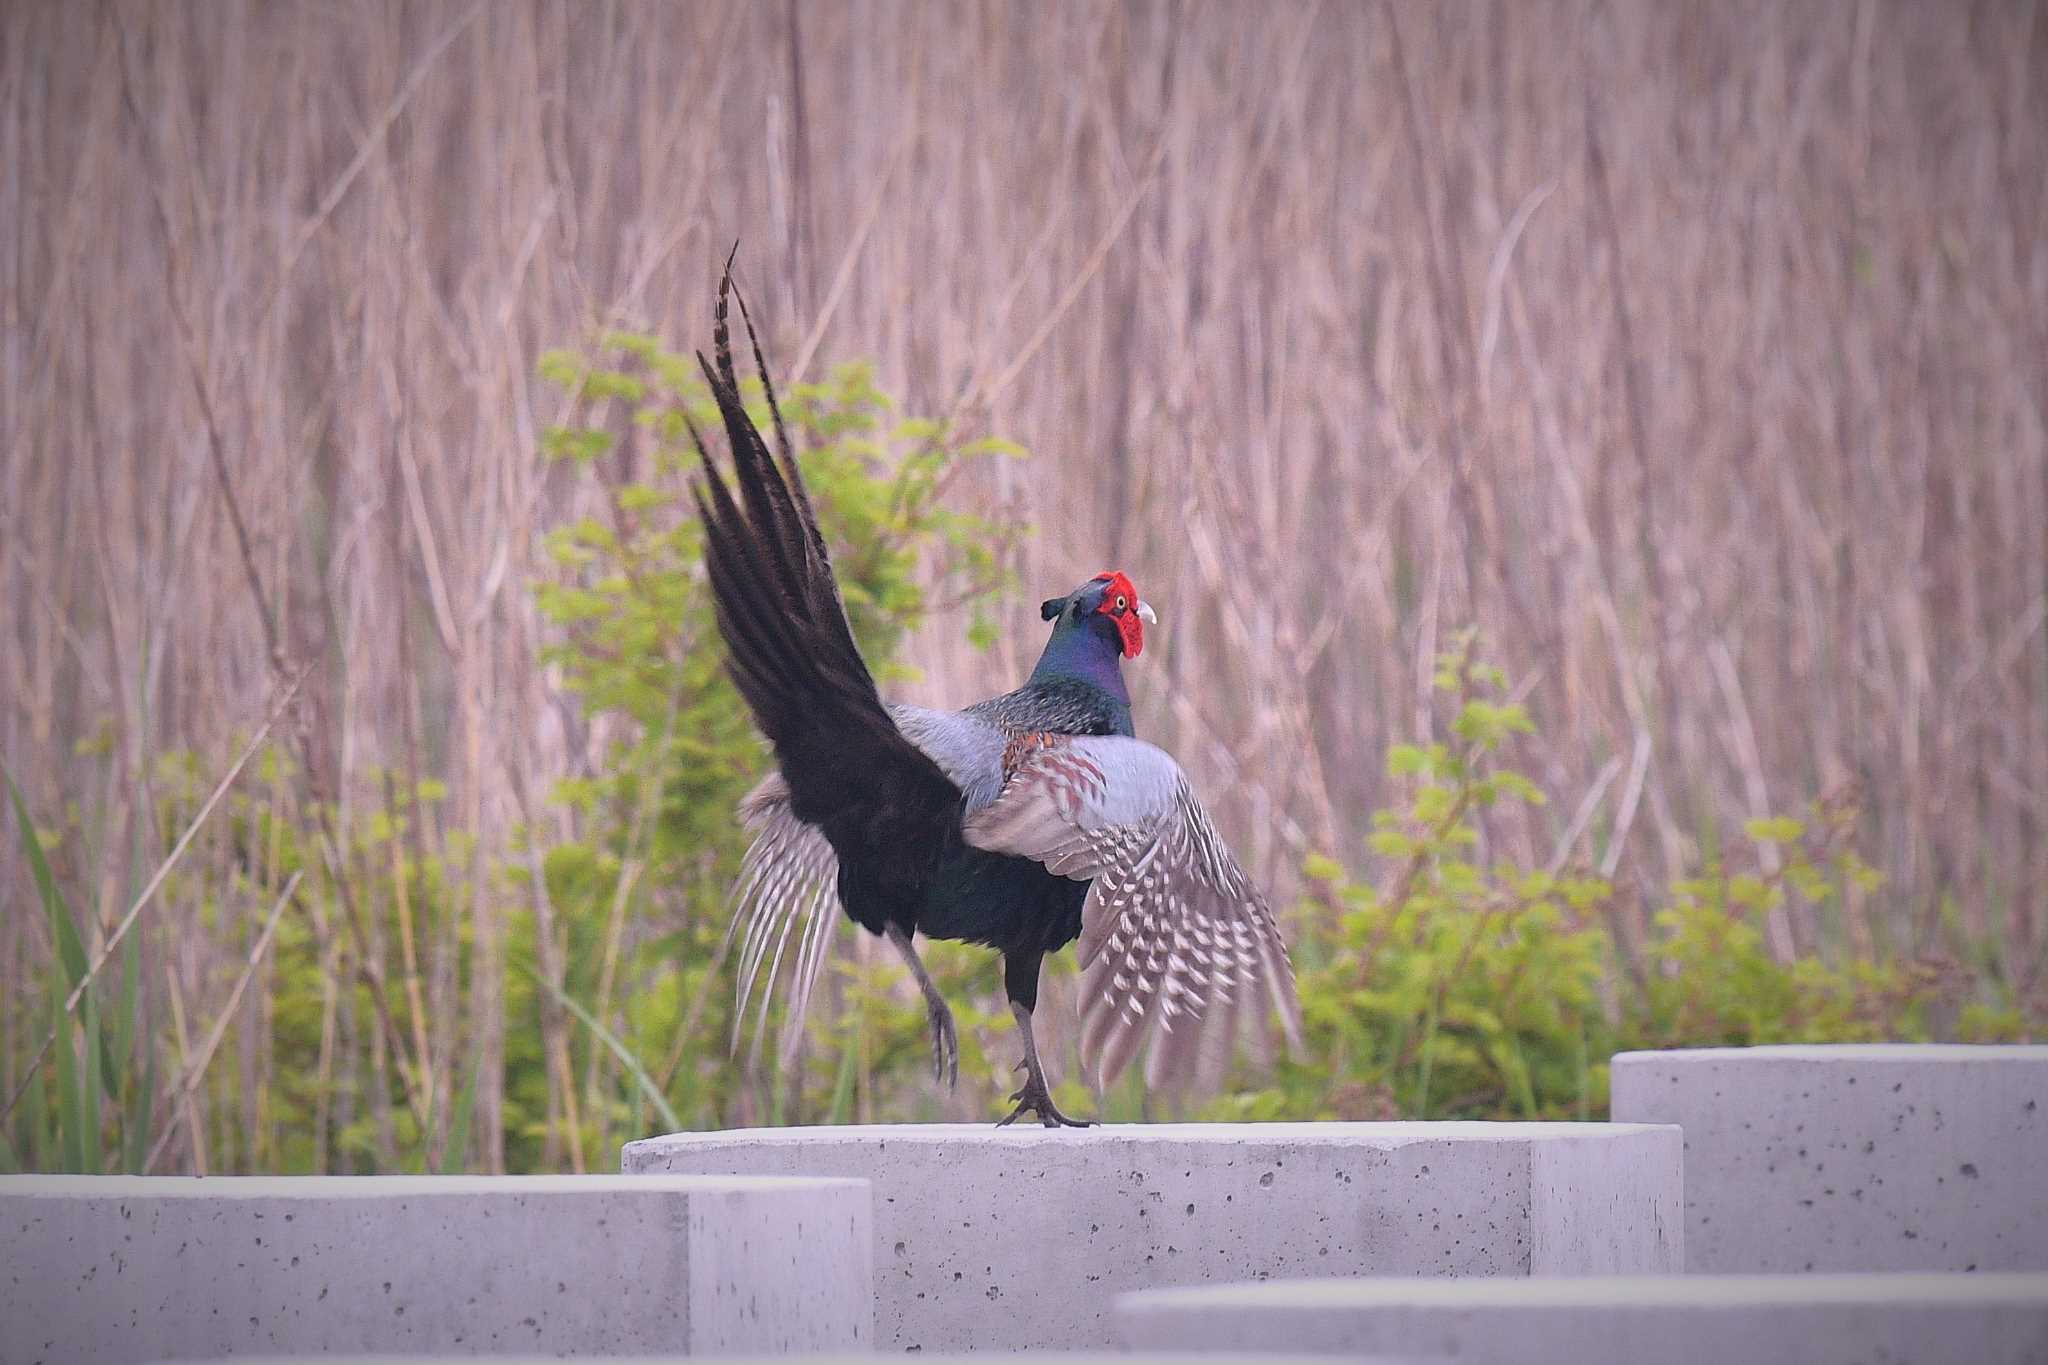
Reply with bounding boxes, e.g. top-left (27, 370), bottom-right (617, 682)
top-left (1490, 770), bottom-right (1546, 806)
top-left (1744, 816), bottom-right (1805, 845)
top-left (615, 484), bottom-right (673, 513)
top-left (1368, 829), bottom-right (1417, 860)
top-left (959, 436), bottom-right (1028, 459)
top-left (584, 370), bottom-right (647, 402)
top-left (541, 426), bottom-right (614, 463)
top-left (1386, 744), bottom-right (1430, 778)
top-left (537, 349), bottom-right (588, 387)
top-left (599, 329), bottom-right (659, 359)
top-left (1303, 853), bottom-right (1346, 884)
